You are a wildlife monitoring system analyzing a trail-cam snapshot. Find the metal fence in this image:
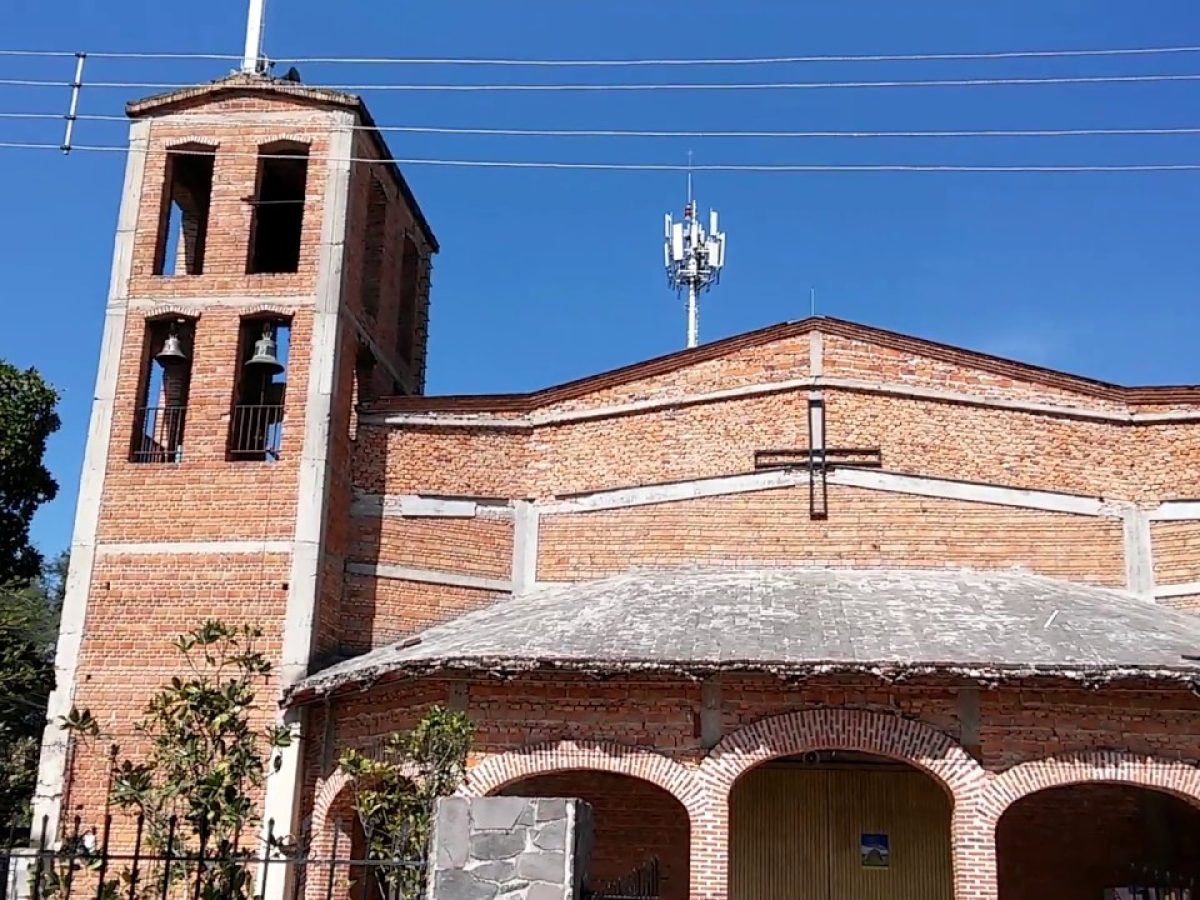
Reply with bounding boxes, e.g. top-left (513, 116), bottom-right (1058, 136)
top-left (2, 816), bottom-right (423, 900)
top-left (585, 857), bottom-right (660, 900)
top-left (131, 407), bottom-right (187, 463)
top-left (228, 404), bottom-right (284, 461)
